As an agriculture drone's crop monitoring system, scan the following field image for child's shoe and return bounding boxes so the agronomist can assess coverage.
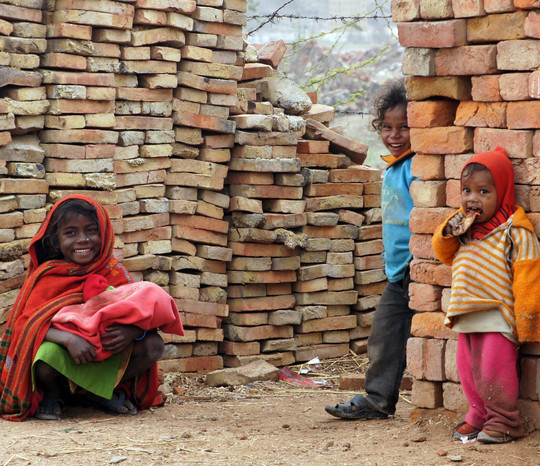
[452,421,481,440]
[477,430,514,444]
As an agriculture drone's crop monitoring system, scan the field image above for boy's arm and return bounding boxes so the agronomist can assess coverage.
[432,216,460,266]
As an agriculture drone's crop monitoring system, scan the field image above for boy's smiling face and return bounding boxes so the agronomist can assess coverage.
[58,213,101,265]
[381,105,411,157]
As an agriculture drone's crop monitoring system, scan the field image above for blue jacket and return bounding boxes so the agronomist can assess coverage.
[381,152,415,282]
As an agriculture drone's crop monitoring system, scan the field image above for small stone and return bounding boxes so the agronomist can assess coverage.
[448,455,463,462]
[412,435,427,443]
[437,450,448,456]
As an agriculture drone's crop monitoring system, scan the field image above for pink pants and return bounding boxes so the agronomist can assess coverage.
[456,332,524,437]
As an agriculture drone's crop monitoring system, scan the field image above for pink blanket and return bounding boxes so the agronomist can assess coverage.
[52,281,184,360]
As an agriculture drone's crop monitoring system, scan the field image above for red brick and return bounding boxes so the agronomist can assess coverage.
[339,374,366,391]
[411,312,455,339]
[406,76,472,100]
[397,20,466,48]
[295,343,349,362]
[443,382,469,413]
[530,69,540,98]
[455,101,507,128]
[411,154,445,180]
[256,40,287,69]
[467,11,527,42]
[499,72,530,100]
[0,3,42,22]
[444,339,460,381]
[158,355,223,373]
[424,338,446,381]
[223,324,293,342]
[328,167,381,183]
[409,207,453,234]
[229,242,297,257]
[219,340,260,356]
[295,315,357,333]
[525,11,540,38]
[444,153,474,178]
[411,258,452,287]
[515,0,540,8]
[173,225,227,246]
[228,270,297,284]
[407,100,458,128]
[180,312,221,328]
[302,225,359,240]
[228,295,295,312]
[409,283,443,312]
[47,23,92,39]
[226,172,273,185]
[407,337,425,380]
[474,128,533,158]
[176,111,235,134]
[412,380,443,408]
[410,180,447,207]
[471,75,502,101]
[41,53,87,70]
[410,234,437,260]
[391,0,421,22]
[446,179,461,208]
[241,63,273,80]
[171,214,228,234]
[297,139,330,153]
[410,127,473,155]
[435,45,497,76]
[177,300,228,317]
[453,0,485,17]
[497,40,540,70]
[507,101,540,129]
[484,0,516,13]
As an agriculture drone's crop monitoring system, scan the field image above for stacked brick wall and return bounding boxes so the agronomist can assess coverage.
[393,0,540,426]
[0,1,384,374]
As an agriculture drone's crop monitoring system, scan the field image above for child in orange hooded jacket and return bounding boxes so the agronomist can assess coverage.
[432,147,540,443]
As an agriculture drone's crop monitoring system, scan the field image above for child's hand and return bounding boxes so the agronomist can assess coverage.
[444,212,465,236]
[66,335,97,365]
[101,324,142,354]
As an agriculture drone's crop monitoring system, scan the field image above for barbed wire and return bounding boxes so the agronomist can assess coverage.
[248,14,392,21]
[248,0,297,35]
[335,110,371,116]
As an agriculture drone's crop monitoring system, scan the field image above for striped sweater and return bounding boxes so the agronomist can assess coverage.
[432,206,540,344]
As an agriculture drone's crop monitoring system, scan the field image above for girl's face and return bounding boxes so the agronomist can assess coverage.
[461,169,498,224]
[380,105,411,157]
[58,213,101,265]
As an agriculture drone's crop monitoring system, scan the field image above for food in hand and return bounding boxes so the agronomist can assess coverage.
[454,212,479,236]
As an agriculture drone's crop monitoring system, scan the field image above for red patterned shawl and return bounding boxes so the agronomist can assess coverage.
[0,195,160,421]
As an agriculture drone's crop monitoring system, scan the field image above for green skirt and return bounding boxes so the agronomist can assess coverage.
[33,341,124,399]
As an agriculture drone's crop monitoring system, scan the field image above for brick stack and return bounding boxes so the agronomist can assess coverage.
[293,113,379,362]
[394,0,540,425]
[221,62,305,368]
[0,2,47,327]
[160,0,246,373]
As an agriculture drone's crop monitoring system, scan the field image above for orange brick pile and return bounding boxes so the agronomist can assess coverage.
[0,1,384,377]
[393,0,540,424]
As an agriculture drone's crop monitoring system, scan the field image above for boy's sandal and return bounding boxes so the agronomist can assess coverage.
[88,390,137,416]
[35,398,64,421]
[452,421,481,440]
[324,394,388,420]
[477,430,515,444]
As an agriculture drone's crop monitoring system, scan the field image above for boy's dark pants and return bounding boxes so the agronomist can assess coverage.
[364,279,414,415]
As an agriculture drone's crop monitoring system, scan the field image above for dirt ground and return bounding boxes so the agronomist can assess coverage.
[1,365,540,466]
